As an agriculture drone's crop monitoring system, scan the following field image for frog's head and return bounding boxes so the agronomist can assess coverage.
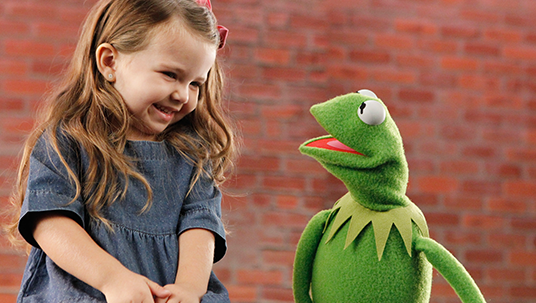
[300,90,409,210]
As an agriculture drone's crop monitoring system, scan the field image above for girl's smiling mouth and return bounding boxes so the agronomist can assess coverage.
[153,103,178,121]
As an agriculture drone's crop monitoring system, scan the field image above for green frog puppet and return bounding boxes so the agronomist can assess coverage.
[293,90,486,302]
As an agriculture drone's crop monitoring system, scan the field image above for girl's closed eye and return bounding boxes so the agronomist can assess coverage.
[161,71,177,80]
[190,81,203,88]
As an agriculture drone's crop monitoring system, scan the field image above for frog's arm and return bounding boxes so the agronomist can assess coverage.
[293,210,330,303]
[415,236,486,303]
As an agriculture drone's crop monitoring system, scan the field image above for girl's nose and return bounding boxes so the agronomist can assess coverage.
[171,85,189,104]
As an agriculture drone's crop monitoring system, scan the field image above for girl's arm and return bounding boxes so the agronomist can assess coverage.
[159,228,215,303]
[33,212,171,303]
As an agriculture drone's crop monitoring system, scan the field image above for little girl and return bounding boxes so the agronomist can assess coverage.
[7,0,235,302]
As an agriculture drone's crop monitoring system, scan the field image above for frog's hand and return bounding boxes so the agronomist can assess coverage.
[293,210,330,303]
[415,236,486,303]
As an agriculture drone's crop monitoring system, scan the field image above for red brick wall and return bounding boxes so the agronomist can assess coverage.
[1,0,535,302]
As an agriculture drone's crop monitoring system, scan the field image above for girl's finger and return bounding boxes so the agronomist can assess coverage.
[147,279,172,299]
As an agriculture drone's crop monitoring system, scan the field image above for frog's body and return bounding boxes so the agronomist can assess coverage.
[293,91,486,303]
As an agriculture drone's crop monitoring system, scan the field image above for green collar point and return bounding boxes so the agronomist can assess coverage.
[324,193,429,261]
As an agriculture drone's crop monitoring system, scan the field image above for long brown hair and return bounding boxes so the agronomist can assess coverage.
[7,0,236,243]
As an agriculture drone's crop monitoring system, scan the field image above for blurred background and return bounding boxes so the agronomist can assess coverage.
[1,0,535,302]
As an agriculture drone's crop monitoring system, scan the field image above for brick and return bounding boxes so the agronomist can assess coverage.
[237,118,261,136]
[262,67,307,82]
[487,268,526,282]
[462,145,497,158]
[237,269,283,285]
[227,285,257,302]
[0,98,25,112]
[440,26,480,39]
[463,214,506,230]
[459,74,500,91]
[444,196,483,210]
[483,61,522,75]
[0,273,22,288]
[439,160,479,175]
[510,286,536,298]
[395,19,437,35]
[266,12,289,28]
[461,180,502,196]
[507,148,536,163]
[226,173,258,189]
[484,28,522,43]
[0,294,16,303]
[6,3,57,19]
[254,48,291,65]
[327,65,368,81]
[263,30,308,48]
[370,69,416,84]
[0,254,26,271]
[375,34,414,50]
[440,124,476,141]
[444,231,483,246]
[35,22,80,41]
[488,198,528,213]
[286,158,326,175]
[262,286,294,301]
[511,217,536,230]
[396,55,434,68]
[276,195,299,210]
[230,26,259,44]
[398,89,435,103]
[460,9,501,23]
[349,50,391,64]
[504,181,536,196]
[238,156,280,172]
[237,83,282,100]
[416,176,458,193]
[262,250,295,266]
[3,79,49,95]
[265,120,282,137]
[465,249,503,264]
[509,251,536,266]
[290,14,327,31]
[0,20,30,36]
[485,163,522,179]
[261,211,309,227]
[441,57,479,71]
[425,212,460,226]
[504,46,536,60]
[4,40,57,58]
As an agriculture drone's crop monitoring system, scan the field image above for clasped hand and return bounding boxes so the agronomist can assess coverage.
[103,272,201,303]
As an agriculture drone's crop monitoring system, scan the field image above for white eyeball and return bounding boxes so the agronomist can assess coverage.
[358,100,386,126]
[357,89,378,99]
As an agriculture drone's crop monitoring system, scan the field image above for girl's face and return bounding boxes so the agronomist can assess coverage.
[112,25,216,141]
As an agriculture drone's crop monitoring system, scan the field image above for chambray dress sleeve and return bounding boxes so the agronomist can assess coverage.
[177,171,227,263]
[18,131,85,248]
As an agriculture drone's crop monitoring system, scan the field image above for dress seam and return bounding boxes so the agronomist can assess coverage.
[100,221,177,236]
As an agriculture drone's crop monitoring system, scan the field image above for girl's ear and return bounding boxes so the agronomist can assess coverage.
[95,43,118,82]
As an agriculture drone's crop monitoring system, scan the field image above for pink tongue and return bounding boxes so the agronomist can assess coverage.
[327,140,355,152]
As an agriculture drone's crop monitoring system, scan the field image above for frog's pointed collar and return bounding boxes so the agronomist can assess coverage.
[324,193,429,261]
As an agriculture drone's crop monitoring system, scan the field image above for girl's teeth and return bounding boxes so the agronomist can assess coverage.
[155,104,171,114]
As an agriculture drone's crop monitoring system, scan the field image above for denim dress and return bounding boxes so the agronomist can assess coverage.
[17,131,230,302]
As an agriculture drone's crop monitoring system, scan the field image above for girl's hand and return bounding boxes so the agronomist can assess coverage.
[102,271,171,303]
[154,283,201,303]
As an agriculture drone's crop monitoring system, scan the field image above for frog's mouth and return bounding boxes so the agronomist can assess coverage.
[305,137,365,156]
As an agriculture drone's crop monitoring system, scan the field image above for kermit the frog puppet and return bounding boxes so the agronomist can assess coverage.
[293,90,486,302]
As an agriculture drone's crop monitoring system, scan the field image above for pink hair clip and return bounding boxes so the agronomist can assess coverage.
[195,0,229,49]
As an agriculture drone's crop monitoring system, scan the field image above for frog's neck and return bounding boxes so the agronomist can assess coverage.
[326,159,410,211]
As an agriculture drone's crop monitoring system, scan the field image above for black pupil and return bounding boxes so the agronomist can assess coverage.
[360,102,367,115]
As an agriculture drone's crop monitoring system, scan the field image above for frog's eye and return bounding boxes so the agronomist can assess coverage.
[358,100,386,126]
[357,89,378,99]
